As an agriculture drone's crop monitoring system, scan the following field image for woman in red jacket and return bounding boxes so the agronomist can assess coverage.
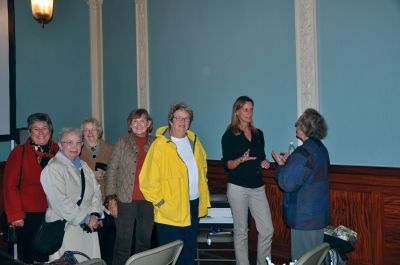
[3,113,59,264]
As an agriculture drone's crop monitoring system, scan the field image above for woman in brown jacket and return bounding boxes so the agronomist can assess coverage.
[105,109,155,265]
[80,118,113,264]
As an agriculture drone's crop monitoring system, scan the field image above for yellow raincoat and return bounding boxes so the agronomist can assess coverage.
[139,126,210,226]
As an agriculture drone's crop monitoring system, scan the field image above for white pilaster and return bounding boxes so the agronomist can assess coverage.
[295,0,319,115]
[87,0,104,127]
[135,0,150,110]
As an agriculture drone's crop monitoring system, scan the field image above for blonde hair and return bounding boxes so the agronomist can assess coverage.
[226,96,257,135]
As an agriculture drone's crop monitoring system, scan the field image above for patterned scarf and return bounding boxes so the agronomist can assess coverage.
[30,139,57,168]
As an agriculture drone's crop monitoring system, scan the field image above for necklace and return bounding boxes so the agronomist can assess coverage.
[87,142,99,159]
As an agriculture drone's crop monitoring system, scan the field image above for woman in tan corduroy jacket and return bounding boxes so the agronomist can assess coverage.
[105,109,155,265]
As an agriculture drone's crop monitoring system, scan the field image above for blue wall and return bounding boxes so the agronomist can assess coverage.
[15,0,91,130]
[0,0,91,161]
[1,0,399,167]
[318,0,400,166]
[0,142,10,161]
[103,0,138,144]
[147,0,400,166]
[148,0,297,161]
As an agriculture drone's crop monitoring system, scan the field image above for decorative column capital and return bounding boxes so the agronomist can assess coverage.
[87,0,103,10]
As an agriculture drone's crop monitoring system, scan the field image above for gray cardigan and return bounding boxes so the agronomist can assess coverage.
[105,133,154,203]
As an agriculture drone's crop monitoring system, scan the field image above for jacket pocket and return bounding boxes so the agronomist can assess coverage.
[158,176,184,222]
[157,199,181,223]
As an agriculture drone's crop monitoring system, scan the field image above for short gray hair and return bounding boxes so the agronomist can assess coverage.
[58,128,82,143]
[168,103,193,125]
[80,117,103,138]
[296,108,328,140]
[27,113,53,133]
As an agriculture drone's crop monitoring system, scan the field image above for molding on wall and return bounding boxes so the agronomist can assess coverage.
[295,0,319,115]
[135,0,150,111]
[87,0,105,130]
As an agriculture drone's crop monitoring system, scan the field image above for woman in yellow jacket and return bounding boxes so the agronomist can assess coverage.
[139,103,210,265]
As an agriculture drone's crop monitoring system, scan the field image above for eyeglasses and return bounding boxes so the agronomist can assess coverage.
[62,141,83,147]
[173,116,190,122]
[83,128,97,134]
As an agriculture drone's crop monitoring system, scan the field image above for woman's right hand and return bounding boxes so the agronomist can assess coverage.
[228,148,256,169]
[94,169,106,180]
[86,215,99,231]
[272,150,288,166]
[239,149,256,163]
[11,219,24,227]
[108,199,118,218]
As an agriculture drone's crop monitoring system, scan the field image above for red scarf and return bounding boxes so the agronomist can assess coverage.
[30,139,58,167]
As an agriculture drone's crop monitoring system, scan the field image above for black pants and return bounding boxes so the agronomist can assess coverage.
[98,215,116,265]
[112,200,154,265]
[17,212,48,263]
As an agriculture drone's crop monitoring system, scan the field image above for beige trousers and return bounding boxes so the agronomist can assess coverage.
[227,183,274,265]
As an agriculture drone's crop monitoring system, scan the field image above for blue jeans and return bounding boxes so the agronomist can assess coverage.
[156,199,199,265]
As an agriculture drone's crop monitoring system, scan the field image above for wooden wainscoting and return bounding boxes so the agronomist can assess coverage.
[207,160,400,265]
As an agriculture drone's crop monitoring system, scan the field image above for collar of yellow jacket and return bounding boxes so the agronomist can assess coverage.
[155,126,196,141]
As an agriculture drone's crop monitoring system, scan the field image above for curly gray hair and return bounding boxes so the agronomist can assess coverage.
[296,108,328,140]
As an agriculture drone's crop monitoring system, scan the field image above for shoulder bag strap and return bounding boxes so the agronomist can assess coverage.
[76,168,86,206]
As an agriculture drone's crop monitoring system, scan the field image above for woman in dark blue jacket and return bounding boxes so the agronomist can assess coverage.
[272,108,330,260]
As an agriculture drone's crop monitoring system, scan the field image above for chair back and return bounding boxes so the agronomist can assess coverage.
[125,240,184,265]
[77,258,107,265]
[295,242,330,265]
